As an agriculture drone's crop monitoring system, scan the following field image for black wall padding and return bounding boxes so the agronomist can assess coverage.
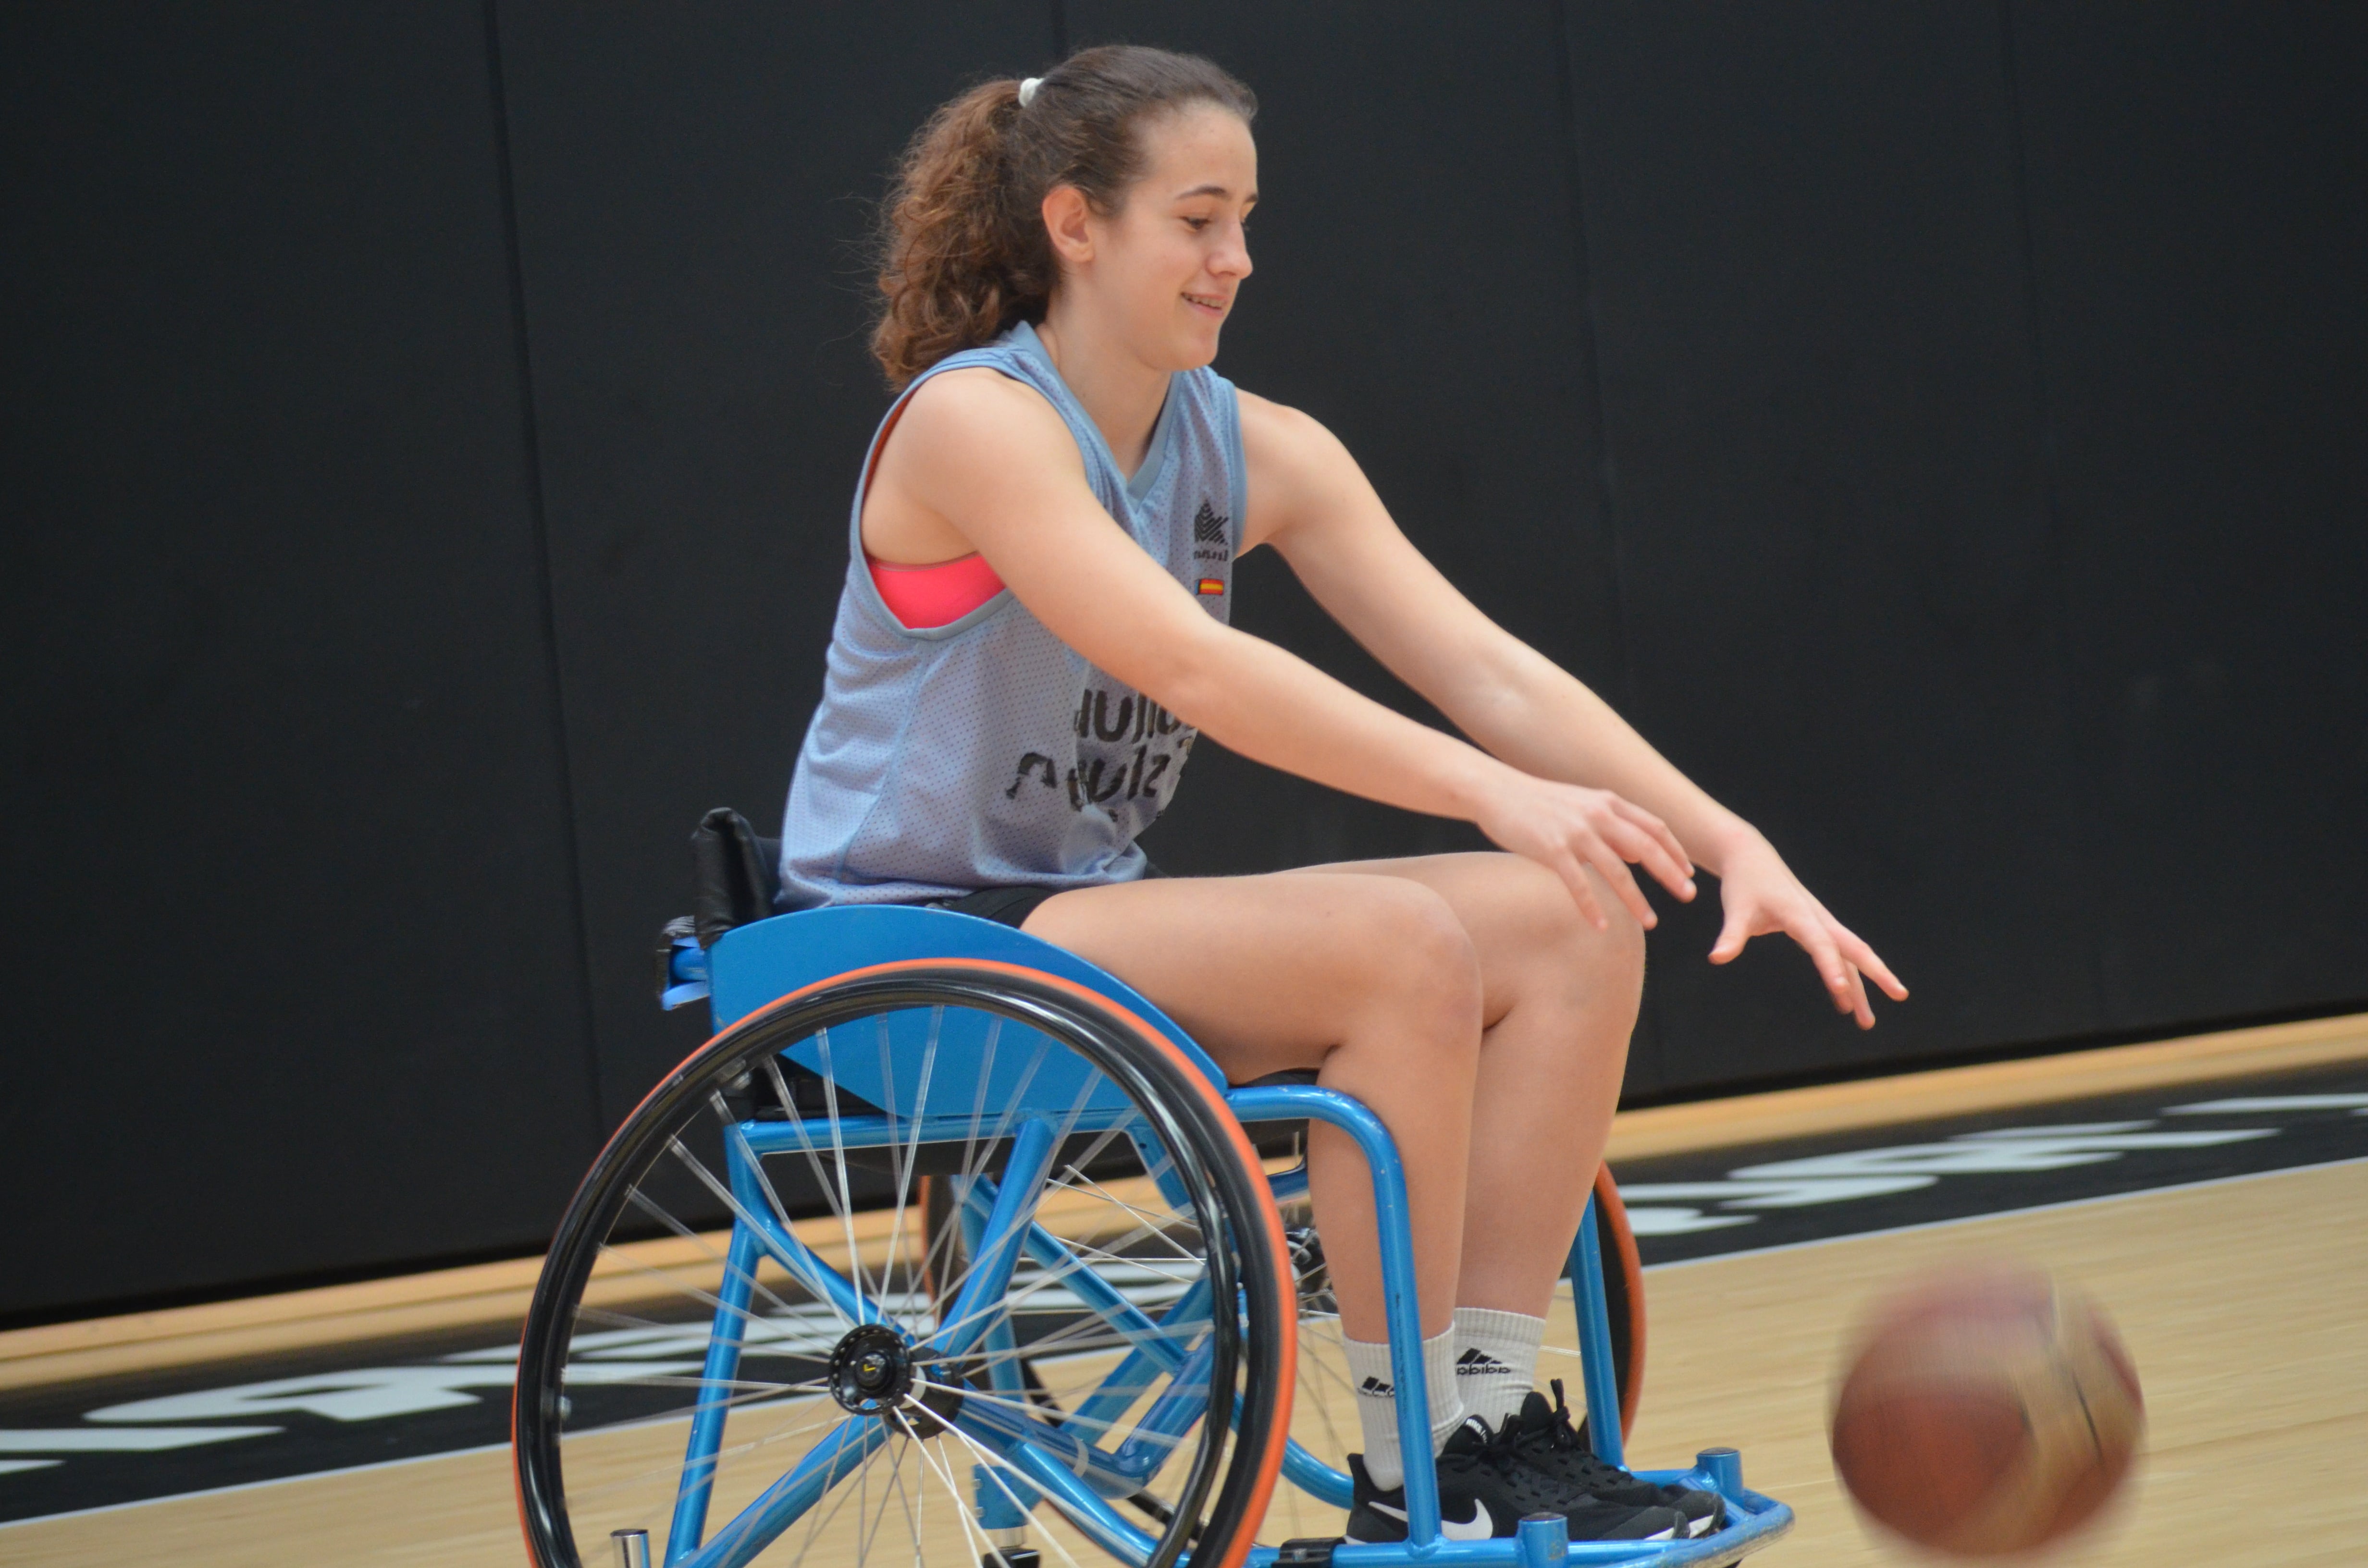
[0,6,601,1318]
[2,3,2360,1318]
[2009,3,2368,1031]
[1556,1,2101,1091]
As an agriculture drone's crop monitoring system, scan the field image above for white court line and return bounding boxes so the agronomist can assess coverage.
[6,1152,2365,1534]
[0,1434,518,1532]
[0,1392,837,1534]
[1636,1152,2368,1274]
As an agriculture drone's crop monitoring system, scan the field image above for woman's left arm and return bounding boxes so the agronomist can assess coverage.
[1241,393,1907,1026]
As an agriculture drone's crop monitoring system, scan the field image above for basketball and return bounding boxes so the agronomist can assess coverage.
[1828,1262,2144,1556]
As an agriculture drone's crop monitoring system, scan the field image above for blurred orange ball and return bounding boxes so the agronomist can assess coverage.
[1828,1261,2143,1556]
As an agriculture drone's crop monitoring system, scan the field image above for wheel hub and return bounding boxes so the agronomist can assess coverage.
[828,1323,915,1414]
[827,1323,968,1433]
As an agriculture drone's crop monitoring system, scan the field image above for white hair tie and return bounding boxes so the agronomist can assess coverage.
[1018,76,1043,108]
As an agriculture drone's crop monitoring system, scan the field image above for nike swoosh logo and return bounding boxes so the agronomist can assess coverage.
[1367,1501,1495,1541]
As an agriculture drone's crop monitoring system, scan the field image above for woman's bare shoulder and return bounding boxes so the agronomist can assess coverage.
[1236,389,1360,547]
[1236,387,1321,439]
[866,366,1088,559]
[892,365,1073,458]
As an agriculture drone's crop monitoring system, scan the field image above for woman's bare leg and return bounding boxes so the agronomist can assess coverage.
[1307,853,1645,1318]
[1023,872,1483,1341]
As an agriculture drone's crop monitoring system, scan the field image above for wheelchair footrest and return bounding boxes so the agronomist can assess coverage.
[1274,1538,1343,1568]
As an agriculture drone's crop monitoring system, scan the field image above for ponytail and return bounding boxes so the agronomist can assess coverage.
[870,45,1256,389]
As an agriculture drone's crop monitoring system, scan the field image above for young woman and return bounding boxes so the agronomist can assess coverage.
[780,45,1905,1545]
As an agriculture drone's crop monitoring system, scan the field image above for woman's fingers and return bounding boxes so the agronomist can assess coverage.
[1693,844,1904,1026]
[1840,960,1874,1028]
[1608,798,1696,886]
[1579,837,1658,928]
[1795,918,1859,1014]
[1599,815,1694,904]
[1714,914,1752,966]
[1549,850,1608,930]
[1835,924,1910,1001]
[1708,904,1751,964]
[1795,915,1881,1026]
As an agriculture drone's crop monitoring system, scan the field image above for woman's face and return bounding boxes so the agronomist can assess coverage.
[1050,103,1258,371]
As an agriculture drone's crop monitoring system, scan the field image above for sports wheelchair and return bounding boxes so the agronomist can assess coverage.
[511,814,1792,1568]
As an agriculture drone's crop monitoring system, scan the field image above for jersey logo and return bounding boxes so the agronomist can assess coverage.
[1196,577,1225,597]
[1192,499,1230,544]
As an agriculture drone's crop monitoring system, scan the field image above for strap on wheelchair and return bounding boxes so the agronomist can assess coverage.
[691,807,783,945]
[654,807,785,1007]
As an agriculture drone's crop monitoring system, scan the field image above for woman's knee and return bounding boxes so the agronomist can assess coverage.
[1588,876,1648,988]
[1347,881,1484,1053]
[1503,856,1646,1001]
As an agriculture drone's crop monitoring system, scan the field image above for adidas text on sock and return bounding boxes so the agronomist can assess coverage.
[1452,1306,1545,1432]
[1345,1326,1465,1491]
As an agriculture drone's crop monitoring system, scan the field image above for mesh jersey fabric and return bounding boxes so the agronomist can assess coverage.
[777,320,1246,909]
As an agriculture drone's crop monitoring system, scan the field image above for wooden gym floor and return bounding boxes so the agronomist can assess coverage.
[4,1013,2364,1566]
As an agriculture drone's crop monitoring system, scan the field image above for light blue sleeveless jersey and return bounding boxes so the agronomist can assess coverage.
[777,321,1246,909]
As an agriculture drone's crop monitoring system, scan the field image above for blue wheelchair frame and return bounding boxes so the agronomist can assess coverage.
[653,905,1792,1568]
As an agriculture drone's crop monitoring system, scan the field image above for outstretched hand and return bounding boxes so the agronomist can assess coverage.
[1707,831,1908,1028]
[1472,773,1700,931]
[1472,769,1906,1027]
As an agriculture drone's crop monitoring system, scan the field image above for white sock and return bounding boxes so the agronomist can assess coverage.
[1344,1324,1465,1491]
[1452,1306,1545,1433]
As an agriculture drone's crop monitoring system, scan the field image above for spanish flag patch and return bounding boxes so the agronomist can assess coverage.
[1196,577,1225,597]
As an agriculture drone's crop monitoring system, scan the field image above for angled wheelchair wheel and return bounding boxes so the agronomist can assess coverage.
[1257,1163,1645,1542]
[514,960,1295,1568]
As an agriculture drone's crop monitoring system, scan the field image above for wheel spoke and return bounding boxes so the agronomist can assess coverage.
[810,1027,872,1321]
[882,1429,923,1568]
[663,1135,874,1328]
[930,1409,1116,1568]
[901,1412,1028,1568]
[612,1188,799,1321]
[875,1009,941,1339]
[937,1383,1133,1443]
[561,1402,838,1506]
[922,1183,1196,1339]
[1045,1167,1203,1253]
[781,1426,890,1568]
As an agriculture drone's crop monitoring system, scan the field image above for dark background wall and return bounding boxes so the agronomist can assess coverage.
[4,2,2361,1321]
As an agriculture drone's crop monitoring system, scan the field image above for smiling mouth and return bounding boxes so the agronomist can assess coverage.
[1184,292,1228,316]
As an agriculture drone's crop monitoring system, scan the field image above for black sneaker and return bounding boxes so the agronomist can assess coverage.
[1503,1381,1726,1539]
[1345,1419,1685,1544]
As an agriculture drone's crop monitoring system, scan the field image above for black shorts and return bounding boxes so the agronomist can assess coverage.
[932,885,1060,929]
[931,862,1164,930]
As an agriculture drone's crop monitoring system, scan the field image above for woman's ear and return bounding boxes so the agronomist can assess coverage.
[1041,185,1095,268]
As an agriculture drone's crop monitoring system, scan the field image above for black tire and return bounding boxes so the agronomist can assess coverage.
[513,963,1295,1568]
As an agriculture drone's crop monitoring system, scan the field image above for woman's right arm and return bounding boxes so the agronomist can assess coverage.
[871,370,1695,926]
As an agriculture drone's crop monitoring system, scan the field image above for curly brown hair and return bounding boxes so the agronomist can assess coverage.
[870,45,1256,389]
